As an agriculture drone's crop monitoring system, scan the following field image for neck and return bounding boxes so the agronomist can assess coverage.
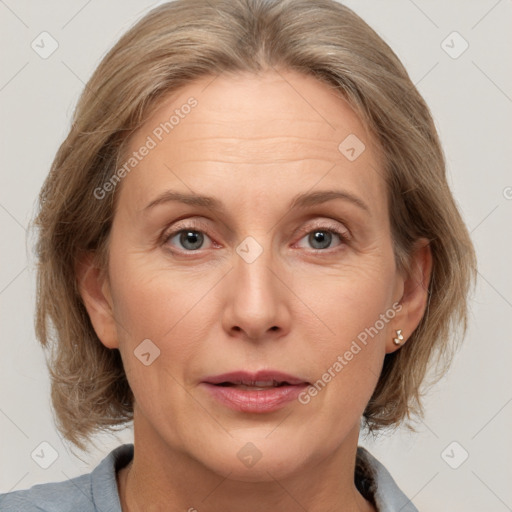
[117,411,375,512]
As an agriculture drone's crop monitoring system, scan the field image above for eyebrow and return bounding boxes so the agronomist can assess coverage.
[143,189,370,214]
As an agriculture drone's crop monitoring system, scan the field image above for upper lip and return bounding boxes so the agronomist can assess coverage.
[202,370,309,386]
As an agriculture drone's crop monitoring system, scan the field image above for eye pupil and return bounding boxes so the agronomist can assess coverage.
[310,230,332,250]
[169,226,342,253]
[180,230,203,250]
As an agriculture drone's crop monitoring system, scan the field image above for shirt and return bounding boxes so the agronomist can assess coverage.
[0,444,418,511]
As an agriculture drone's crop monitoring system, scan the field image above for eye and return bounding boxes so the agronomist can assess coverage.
[162,221,215,252]
[166,229,212,251]
[161,220,349,254]
[296,226,349,251]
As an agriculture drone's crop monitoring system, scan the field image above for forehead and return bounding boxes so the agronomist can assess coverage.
[118,69,386,214]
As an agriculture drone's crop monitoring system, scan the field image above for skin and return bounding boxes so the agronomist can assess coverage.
[78,69,432,512]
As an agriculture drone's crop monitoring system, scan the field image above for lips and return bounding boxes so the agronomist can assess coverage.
[201,370,310,413]
[202,370,309,387]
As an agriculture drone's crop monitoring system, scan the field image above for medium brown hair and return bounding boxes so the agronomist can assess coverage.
[33,0,476,450]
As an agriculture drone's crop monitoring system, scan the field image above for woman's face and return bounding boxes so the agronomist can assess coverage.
[91,70,411,480]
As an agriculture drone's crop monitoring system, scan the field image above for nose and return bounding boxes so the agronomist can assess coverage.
[221,238,291,342]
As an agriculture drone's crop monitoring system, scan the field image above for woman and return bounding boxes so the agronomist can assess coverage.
[0,0,476,510]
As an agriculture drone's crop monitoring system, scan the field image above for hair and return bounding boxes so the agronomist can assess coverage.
[33,0,476,452]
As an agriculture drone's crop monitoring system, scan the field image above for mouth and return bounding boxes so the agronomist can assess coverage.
[203,370,309,387]
[215,380,296,390]
[201,370,310,413]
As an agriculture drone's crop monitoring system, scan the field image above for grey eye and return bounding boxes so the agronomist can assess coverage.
[170,230,207,250]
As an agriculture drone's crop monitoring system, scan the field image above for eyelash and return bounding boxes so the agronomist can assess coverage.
[161,219,350,255]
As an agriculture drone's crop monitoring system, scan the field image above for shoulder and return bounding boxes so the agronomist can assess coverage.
[0,443,133,512]
[357,446,419,512]
[0,473,92,512]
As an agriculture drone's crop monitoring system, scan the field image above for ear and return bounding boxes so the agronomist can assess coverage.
[75,251,119,349]
[386,238,432,354]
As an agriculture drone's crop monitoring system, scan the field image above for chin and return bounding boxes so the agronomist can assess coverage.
[195,438,313,482]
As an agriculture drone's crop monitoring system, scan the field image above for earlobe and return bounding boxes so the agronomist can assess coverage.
[392,329,404,347]
[386,239,432,354]
[75,252,119,349]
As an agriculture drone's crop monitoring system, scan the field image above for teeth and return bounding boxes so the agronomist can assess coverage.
[232,380,284,388]
[215,379,294,388]
[254,380,278,387]
[236,384,276,390]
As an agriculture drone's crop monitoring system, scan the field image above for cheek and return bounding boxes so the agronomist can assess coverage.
[109,247,202,338]
[107,247,224,386]
[298,256,396,338]
[107,254,212,424]
[296,253,396,399]
[297,276,391,438]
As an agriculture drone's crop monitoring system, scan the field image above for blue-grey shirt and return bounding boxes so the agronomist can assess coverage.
[0,444,418,511]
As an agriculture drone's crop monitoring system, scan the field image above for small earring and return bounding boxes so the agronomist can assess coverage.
[393,329,404,346]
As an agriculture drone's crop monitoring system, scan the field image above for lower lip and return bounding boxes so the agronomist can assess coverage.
[201,383,308,413]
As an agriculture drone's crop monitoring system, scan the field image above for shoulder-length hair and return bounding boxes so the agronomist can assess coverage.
[33,0,476,450]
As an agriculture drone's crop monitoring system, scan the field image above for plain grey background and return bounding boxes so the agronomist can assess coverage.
[1,0,511,510]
